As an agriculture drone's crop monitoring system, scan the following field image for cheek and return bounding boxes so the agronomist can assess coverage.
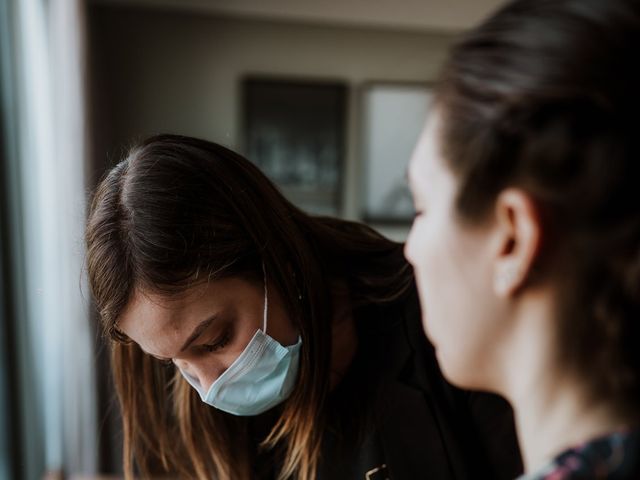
[407,217,502,389]
[407,216,458,340]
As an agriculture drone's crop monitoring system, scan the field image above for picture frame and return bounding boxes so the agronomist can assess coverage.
[360,82,433,224]
[242,77,347,216]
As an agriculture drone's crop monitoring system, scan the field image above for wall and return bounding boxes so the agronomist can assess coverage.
[89,5,457,237]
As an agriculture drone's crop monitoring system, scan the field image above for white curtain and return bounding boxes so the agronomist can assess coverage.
[9,0,98,477]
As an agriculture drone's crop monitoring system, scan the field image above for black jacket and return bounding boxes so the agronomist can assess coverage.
[317,290,523,479]
[251,290,523,479]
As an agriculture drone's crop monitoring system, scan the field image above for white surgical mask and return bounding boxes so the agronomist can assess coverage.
[179,266,302,416]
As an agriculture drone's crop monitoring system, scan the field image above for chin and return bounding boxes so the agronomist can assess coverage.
[435,348,487,390]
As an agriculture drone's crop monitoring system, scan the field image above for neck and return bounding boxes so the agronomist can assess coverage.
[501,295,627,474]
[511,373,625,473]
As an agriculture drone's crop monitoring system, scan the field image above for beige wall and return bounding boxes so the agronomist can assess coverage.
[93,0,506,31]
[89,6,457,237]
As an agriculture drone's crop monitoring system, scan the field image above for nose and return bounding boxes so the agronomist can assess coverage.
[176,359,225,392]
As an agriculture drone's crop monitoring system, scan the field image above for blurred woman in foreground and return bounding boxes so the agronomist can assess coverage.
[406,0,640,478]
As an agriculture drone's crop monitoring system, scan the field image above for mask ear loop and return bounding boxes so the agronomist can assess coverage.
[262,262,268,334]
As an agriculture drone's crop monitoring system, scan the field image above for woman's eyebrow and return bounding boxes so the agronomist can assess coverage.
[179,315,219,353]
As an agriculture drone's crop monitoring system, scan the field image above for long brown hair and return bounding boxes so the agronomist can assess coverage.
[435,0,640,414]
[85,135,413,479]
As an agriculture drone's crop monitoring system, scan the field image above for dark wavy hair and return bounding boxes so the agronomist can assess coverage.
[436,0,640,414]
[85,135,413,480]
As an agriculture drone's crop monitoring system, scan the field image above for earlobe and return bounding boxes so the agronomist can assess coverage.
[492,189,542,297]
[495,265,522,296]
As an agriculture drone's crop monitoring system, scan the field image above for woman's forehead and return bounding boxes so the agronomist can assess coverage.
[117,277,259,336]
[116,289,186,342]
[115,284,220,358]
[410,112,447,187]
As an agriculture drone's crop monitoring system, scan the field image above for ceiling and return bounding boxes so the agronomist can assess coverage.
[92,0,508,32]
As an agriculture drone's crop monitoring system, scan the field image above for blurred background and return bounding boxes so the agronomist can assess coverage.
[0,0,505,478]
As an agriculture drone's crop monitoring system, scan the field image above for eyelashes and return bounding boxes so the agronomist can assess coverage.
[200,326,233,354]
[152,324,235,368]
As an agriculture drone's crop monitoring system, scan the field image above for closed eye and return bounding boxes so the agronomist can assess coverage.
[199,326,233,354]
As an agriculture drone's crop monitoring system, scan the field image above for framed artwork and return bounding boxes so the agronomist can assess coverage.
[360,82,433,224]
[243,77,347,216]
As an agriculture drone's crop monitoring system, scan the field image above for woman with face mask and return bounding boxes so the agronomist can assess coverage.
[85,136,521,479]
[405,0,640,478]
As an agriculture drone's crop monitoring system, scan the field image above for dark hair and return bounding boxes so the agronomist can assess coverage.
[436,0,640,412]
[85,135,412,480]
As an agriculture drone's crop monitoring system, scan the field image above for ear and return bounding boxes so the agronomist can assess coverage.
[492,189,542,297]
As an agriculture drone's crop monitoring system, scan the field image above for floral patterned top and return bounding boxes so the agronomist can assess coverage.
[518,428,640,480]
